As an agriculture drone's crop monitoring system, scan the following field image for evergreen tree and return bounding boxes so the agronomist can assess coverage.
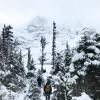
[1,25,25,92]
[27,48,35,71]
[2,25,14,64]
[26,48,35,78]
[71,29,100,99]
[39,36,47,72]
[52,52,64,75]
[51,52,68,100]
[52,21,57,74]
[27,48,31,69]
[27,75,41,100]
[89,33,100,99]
[64,42,72,71]
[12,50,25,76]
[0,36,4,71]
[26,49,41,100]
[51,43,73,100]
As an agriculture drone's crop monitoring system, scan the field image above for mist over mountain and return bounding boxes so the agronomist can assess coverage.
[10,16,82,64]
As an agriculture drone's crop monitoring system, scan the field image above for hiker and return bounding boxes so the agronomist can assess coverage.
[44,79,52,100]
[37,75,43,88]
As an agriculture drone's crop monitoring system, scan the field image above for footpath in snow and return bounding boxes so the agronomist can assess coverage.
[16,64,52,100]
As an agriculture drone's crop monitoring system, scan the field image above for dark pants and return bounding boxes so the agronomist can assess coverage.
[38,82,42,88]
[45,93,50,100]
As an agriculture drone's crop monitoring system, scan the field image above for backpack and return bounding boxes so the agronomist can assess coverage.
[44,84,51,93]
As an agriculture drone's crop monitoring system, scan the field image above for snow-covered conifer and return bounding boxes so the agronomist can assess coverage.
[52,21,57,72]
[27,48,35,71]
[71,29,100,98]
[39,36,47,72]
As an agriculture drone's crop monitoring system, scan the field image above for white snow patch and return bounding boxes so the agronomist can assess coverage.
[91,60,100,66]
[72,52,85,62]
[87,53,94,58]
[88,46,100,54]
[69,63,75,72]
[72,92,92,100]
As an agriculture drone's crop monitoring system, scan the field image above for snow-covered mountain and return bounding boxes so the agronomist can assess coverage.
[13,16,83,64]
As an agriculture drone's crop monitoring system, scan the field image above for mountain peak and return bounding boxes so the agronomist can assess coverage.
[27,16,50,33]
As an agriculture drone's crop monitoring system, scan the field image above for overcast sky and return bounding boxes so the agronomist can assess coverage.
[0,0,100,30]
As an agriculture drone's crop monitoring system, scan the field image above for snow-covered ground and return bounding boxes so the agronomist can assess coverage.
[15,64,52,100]
[72,92,92,100]
[15,64,92,100]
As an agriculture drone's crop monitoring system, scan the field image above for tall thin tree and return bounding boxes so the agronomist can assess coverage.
[27,48,35,71]
[39,36,47,72]
[52,21,56,71]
